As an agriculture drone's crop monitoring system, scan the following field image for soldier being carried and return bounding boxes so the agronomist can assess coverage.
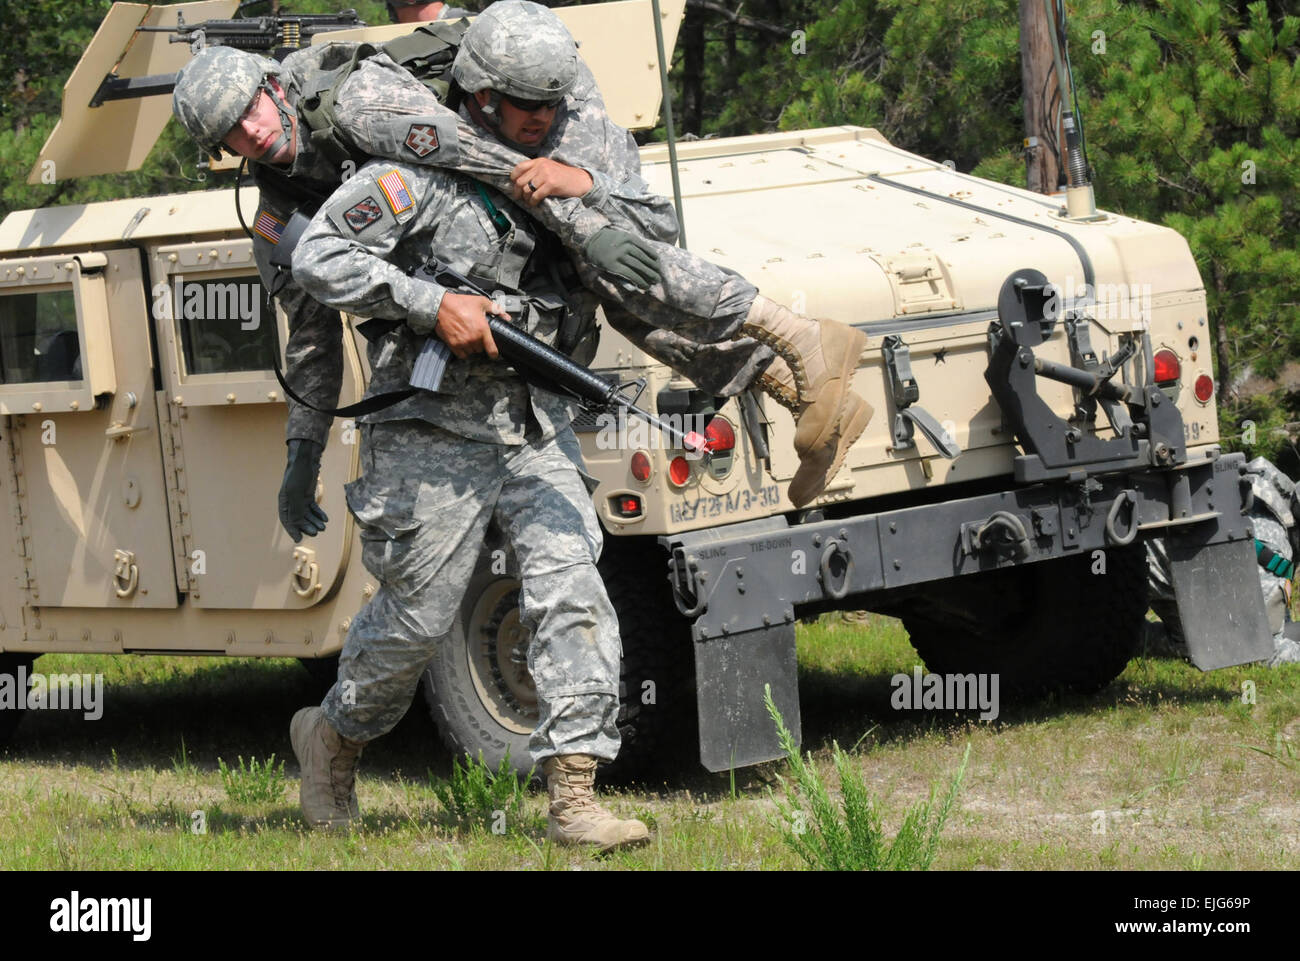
[169,0,874,528]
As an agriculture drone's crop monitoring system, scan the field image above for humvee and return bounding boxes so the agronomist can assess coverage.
[0,0,1272,774]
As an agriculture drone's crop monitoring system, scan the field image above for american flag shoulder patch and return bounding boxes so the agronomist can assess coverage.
[253,209,285,244]
[377,169,413,216]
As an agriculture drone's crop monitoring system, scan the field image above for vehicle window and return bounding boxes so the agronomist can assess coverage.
[173,275,278,375]
[0,289,82,384]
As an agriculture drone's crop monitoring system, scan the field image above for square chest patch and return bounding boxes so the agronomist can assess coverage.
[343,197,384,233]
[404,123,440,158]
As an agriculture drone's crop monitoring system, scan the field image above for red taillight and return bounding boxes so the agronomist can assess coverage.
[1154,348,1181,384]
[1194,374,1214,404]
[630,450,652,482]
[668,456,691,486]
[608,494,644,519]
[704,417,735,453]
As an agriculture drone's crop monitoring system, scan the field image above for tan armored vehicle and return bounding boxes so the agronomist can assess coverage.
[0,0,1271,772]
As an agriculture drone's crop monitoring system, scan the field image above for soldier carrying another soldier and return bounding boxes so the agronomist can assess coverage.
[171,1,873,523]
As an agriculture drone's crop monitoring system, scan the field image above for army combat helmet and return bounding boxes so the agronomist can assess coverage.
[172,46,294,161]
[451,0,578,122]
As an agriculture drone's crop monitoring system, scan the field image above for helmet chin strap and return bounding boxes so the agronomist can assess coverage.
[258,80,297,163]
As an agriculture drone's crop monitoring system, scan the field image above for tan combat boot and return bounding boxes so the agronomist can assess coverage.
[749,302,874,507]
[290,706,364,830]
[543,755,650,853]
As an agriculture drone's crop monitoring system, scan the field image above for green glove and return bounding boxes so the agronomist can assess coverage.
[583,227,662,290]
[279,438,328,543]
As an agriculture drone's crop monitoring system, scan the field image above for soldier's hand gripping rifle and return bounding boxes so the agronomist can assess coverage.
[411,262,711,456]
[275,259,711,457]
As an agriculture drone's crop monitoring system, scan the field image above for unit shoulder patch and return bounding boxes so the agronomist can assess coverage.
[404,122,441,158]
[343,197,385,233]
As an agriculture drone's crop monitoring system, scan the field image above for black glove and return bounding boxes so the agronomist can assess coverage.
[278,438,328,542]
[583,227,662,290]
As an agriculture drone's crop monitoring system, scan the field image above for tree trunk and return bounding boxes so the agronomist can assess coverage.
[1019,0,1060,194]
[682,8,705,134]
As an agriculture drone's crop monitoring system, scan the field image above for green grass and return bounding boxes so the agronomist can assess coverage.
[429,752,534,834]
[217,755,287,805]
[1,616,1299,869]
[765,684,969,870]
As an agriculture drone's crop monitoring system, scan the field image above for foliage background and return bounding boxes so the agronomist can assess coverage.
[1,0,1296,462]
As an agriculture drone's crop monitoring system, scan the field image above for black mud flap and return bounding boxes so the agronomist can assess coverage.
[694,622,800,772]
[1168,536,1274,670]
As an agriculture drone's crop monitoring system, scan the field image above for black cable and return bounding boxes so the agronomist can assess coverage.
[234,156,257,245]
[1039,69,1064,175]
[1056,0,1092,177]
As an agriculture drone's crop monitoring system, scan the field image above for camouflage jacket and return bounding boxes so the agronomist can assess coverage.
[261,43,675,447]
[291,157,598,445]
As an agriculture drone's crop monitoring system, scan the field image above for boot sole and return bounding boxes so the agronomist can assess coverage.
[548,827,652,855]
[789,392,873,508]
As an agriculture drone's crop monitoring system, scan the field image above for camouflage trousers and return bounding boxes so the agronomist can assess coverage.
[321,420,623,761]
[578,246,774,397]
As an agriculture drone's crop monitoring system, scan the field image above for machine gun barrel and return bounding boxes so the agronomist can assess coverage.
[135,10,364,53]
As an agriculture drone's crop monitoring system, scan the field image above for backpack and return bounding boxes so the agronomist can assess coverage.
[297,20,470,170]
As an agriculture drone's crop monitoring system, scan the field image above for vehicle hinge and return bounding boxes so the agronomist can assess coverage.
[2,415,38,605]
[156,392,194,592]
[881,334,961,459]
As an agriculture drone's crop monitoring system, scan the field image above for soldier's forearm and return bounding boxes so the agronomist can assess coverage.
[443,114,612,248]
[293,233,446,336]
[583,171,680,246]
[276,288,344,448]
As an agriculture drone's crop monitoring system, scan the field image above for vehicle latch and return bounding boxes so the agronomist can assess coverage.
[882,334,962,459]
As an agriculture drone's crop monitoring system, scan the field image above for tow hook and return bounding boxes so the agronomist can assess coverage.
[668,547,708,617]
[818,539,854,600]
[962,510,1031,560]
[1104,490,1139,546]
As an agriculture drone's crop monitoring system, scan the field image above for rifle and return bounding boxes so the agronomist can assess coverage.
[277,261,711,456]
[137,3,364,55]
[91,5,366,105]
[408,262,711,455]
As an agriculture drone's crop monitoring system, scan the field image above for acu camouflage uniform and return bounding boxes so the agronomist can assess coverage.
[329,48,771,395]
[291,156,622,760]
[253,35,771,455]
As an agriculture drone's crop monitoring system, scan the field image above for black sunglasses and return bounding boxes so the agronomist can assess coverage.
[502,92,564,112]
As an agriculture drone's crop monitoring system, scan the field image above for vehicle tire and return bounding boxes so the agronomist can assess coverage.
[421,537,695,779]
[422,548,536,778]
[599,538,696,778]
[0,653,35,744]
[899,544,1147,699]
